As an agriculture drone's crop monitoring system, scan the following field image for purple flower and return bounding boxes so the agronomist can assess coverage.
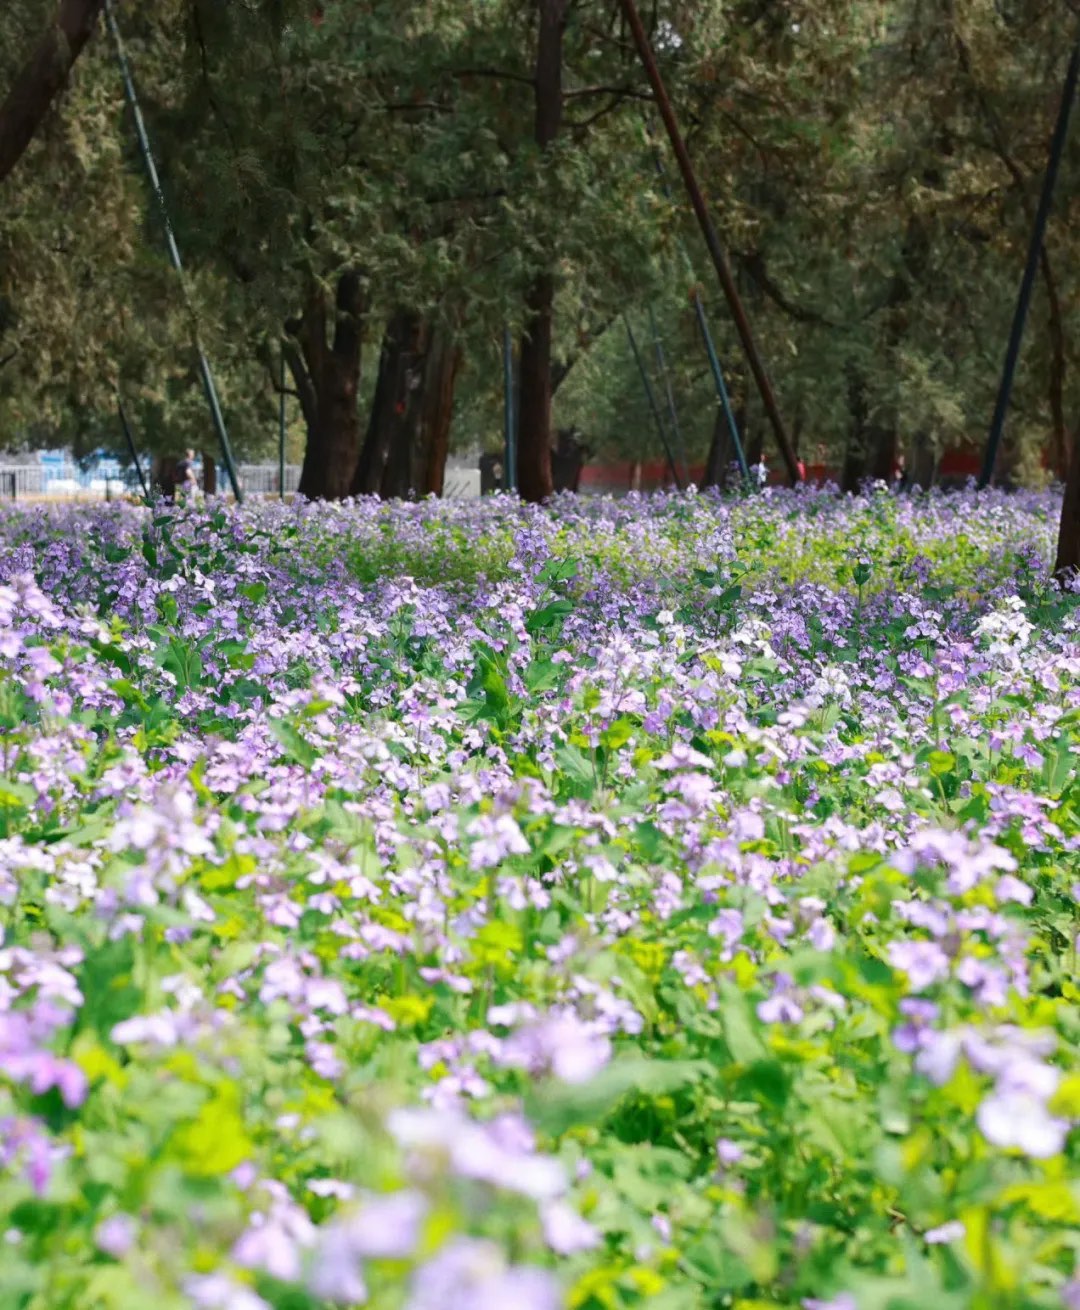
[498,1012,611,1084]
[914,1031,961,1085]
[95,1213,137,1258]
[886,940,949,992]
[345,1190,427,1259]
[995,874,1033,906]
[308,1222,370,1305]
[184,1273,271,1310]
[406,1239,560,1310]
[388,1108,566,1201]
[466,814,530,869]
[541,1200,600,1254]
[716,1138,744,1166]
[758,994,804,1024]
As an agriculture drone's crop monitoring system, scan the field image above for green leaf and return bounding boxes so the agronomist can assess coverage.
[716,983,768,1064]
[524,659,560,693]
[268,717,317,767]
[171,1087,255,1175]
[525,598,572,636]
[526,1056,709,1137]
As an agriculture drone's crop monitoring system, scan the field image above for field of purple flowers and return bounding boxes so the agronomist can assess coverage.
[0,485,1077,1310]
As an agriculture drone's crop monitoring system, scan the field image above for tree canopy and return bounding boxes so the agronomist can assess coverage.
[2,0,1079,496]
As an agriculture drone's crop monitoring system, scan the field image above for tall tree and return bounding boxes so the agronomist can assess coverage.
[516,0,568,503]
[287,271,366,501]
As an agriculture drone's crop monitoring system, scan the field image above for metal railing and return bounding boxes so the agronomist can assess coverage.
[0,462,486,501]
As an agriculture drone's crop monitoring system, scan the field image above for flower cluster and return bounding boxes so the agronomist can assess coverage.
[0,486,1075,1309]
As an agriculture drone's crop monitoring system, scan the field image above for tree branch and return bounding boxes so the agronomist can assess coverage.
[552,316,613,393]
[450,67,535,88]
[281,336,318,431]
[563,83,651,99]
[737,251,844,328]
[0,0,107,185]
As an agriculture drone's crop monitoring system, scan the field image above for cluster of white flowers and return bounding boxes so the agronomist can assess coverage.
[731,618,776,659]
[806,663,852,708]
[975,595,1034,661]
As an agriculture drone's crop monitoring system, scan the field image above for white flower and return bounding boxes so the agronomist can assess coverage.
[976,1091,1068,1158]
[924,1220,965,1245]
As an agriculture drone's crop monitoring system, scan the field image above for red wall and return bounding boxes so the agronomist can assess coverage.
[577,445,987,491]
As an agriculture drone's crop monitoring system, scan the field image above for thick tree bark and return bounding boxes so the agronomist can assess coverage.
[1054,428,1080,580]
[0,0,105,186]
[288,272,365,501]
[702,406,732,489]
[377,324,462,499]
[868,426,898,483]
[517,0,568,504]
[1040,250,1069,480]
[352,310,425,498]
[910,433,936,489]
[842,364,869,492]
[552,428,587,492]
[411,332,461,497]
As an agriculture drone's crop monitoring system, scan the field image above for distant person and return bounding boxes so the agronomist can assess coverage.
[173,449,198,500]
[754,457,768,489]
[797,458,807,482]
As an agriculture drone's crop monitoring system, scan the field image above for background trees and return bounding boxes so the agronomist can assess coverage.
[2,0,1080,498]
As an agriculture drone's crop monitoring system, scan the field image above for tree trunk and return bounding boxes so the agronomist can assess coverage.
[1054,428,1080,580]
[910,433,936,489]
[552,428,586,492]
[517,0,568,504]
[153,455,178,500]
[842,365,867,493]
[868,427,898,483]
[411,331,461,497]
[746,426,764,470]
[1040,250,1069,480]
[352,310,425,498]
[288,272,365,501]
[378,325,462,499]
[702,406,732,489]
[202,450,217,495]
[0,0,105,186]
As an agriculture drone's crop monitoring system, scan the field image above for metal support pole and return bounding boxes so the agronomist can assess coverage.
[980,34,1080,488]
[502,325,517,493]
[645,126,752,491]
[618,0,799,483]
[692,292,753,490]
[624,315,682,489]
[105,0,243,504]
[647,305,688,485]
[116,394,150,499]
[279,348,287,500]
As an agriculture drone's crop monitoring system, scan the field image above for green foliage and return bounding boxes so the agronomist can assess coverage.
[2,0,1080,476]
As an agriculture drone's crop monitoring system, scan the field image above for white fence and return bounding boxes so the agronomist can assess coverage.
[0,461,481,501]
[0,465,137,499]
[233,464,480,500]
